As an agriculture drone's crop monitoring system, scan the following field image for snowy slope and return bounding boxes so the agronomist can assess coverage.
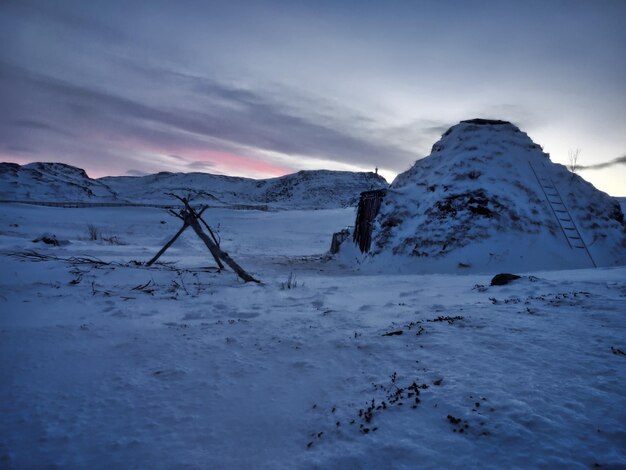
[0,203,625,468]
[0,162,118,202]
[0,162,387,209]
[102,169,387,209]
[358,119,626,273]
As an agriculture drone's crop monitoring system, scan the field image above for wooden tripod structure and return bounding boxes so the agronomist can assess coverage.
[147,194,259,283]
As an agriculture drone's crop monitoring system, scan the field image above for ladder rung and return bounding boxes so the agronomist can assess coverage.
[532,163,593,261]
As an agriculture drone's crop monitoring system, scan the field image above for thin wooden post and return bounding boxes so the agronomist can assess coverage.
[198,215,221,247]
[146,222,189,266]
[184,210,258,282]
[182,210,225,270]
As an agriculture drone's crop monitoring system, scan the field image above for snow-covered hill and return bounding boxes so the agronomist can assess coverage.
[0,162,387,210]
[0,162,118,202]
[101,169,387,209]
[354,119,625,272]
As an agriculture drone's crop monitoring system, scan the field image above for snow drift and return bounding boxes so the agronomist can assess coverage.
[357,119,625,272]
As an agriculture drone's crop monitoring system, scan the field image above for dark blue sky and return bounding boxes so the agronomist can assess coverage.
[1,0,625,194]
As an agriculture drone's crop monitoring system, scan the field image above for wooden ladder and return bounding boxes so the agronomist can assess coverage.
[529,161,596,267]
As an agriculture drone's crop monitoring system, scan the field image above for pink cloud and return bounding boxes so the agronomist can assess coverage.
[1,127,295,179]
[85,131,293,178]
[179,148,291,178]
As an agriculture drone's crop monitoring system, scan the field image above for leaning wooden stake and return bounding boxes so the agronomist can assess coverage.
[149,193,259,283]
[198,215,221,247]
[183,210,257,282]
[146,222,189,266]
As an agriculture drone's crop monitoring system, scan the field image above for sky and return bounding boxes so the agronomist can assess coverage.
[0,0,625,196]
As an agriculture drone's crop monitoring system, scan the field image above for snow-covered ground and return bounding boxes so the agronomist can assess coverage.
[1,203,625,469]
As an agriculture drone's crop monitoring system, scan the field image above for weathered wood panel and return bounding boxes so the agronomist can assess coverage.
[353,189,386,253]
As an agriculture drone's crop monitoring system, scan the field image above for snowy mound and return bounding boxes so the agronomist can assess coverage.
[363,119,625,272]
[102,169,387,209]
[0,162,387,209]
[0,162,118,202]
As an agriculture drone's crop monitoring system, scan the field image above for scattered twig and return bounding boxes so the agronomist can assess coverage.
[132,279,156,295]
[611,347,626,357]
[427,315,464,324]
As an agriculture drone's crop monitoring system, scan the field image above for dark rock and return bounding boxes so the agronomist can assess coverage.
[490,273,521,286]
[32,233,70,246]
[32,235,59,246]
[610,201,624,224]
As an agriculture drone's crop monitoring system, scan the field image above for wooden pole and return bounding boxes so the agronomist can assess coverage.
[184,211,258,282]
[198,215,221,247]
[146,207,210,267]
[146,222,190,266]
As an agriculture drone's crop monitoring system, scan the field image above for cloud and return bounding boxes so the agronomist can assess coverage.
[0,60,419,177]
[10,119,74,137]
[579,155,626,171]
[130,64,420,168]
[6,145,34,154]
[185,160,216,171]
[125,169,149,176]
[0,0,127,45]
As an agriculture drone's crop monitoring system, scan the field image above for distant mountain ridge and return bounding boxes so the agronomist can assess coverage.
[0,162,388,209]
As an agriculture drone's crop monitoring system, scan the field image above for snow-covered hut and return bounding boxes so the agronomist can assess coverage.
[356,119,625,273]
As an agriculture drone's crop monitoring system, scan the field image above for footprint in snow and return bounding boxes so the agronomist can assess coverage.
[230,311,260,319]
[151,368,187,380]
